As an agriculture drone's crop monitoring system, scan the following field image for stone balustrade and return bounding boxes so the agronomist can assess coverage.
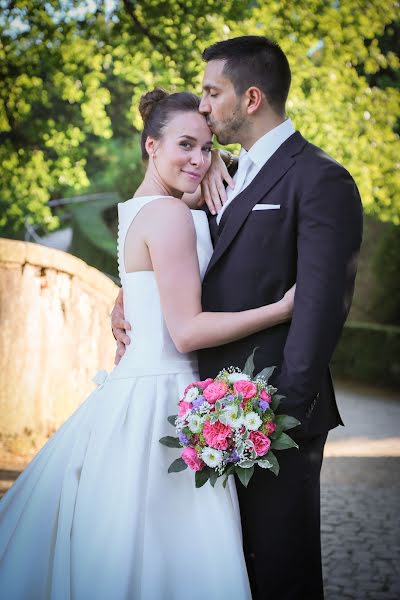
[0,238,119,453]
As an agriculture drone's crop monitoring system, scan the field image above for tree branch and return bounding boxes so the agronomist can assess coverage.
[121,0,174,57]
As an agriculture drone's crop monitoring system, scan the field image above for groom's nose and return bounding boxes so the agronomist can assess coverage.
[199,95,211,115]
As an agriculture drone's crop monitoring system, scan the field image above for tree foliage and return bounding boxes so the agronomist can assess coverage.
[0,0,399,236]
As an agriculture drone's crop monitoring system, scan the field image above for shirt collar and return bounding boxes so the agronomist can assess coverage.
[240,118,295,168]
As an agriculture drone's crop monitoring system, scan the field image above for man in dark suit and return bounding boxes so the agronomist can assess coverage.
[112,35,362,600]
[196,36,362,599]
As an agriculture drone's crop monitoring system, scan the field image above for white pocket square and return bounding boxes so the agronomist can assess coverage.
[252,204,281,211]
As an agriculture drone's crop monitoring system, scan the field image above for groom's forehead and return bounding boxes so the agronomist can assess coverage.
[202,60,229,88]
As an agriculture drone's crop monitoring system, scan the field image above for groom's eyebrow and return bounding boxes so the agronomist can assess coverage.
[202,83,222,91]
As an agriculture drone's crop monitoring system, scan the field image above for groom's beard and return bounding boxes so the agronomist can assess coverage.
[207,104,245,146]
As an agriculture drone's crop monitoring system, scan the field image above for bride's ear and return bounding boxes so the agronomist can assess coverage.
[145,137,158,159]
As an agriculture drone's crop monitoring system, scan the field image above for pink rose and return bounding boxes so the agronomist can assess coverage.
[203,420,232,450]
[249,431,271,456]
[260,390,272,403]
[178,400,192,417]
[195,378,214,390]
[263,421,276,435]
[234,380,257,399]
[203,382,228,404]
[182,447,205,471]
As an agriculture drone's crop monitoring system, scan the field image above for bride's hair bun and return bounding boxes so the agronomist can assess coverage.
[139,88,169,123]
[138,88,201,161]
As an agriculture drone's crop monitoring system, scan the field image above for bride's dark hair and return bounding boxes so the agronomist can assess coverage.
[139,87,201,160]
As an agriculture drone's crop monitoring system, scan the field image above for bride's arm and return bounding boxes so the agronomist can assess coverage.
[144,197,293,354]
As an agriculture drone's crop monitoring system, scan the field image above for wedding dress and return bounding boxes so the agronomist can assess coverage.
[0,196,251,600]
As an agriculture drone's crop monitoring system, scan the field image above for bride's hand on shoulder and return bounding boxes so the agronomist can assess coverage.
[200,149,235,215]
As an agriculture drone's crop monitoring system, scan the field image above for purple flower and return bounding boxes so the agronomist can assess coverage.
[228,449,240,463]
[258,399,270,412]
[192,395,205,410]
[179,432,190,445]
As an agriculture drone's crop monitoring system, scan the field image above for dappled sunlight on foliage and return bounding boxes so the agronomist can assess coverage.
[0,0,398,236]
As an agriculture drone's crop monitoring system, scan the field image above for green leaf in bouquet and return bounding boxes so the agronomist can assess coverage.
[257,459,273,469]
[167,415,178,426]
[270,394,285,411]
[255,365,276,382]
[235,465,255,488]
[215,400,222,411]
[236,441,244,454]
[210,413,220,424]
[264,450,279,476]
[218,413,230,425]
[222,465,235,488]
[195,468,210,488]
[249,448,258,460]
[242,347,259,377]
[238,460,255,468]
[274,414,301,431]
[168,458,188,473]
[209,469,219,488]
[270,432,299,451]
[159,436,181,448]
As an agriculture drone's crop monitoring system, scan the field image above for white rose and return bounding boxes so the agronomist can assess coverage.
[201,447,223,468]
[188,414,202,433]
[223,406,243,429]
[185,387,199,402]
[228,372,250,384]
[244,412,262,431]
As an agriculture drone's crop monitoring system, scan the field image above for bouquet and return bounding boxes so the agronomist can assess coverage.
[160,350,300,488]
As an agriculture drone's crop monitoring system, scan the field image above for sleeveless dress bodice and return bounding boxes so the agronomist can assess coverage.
[110,196,213,379]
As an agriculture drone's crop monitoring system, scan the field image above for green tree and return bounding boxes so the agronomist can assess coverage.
[0,0,112,236]
[1,0,399,236]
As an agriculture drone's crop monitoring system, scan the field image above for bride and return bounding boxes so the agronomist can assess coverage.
[0,88,294,600]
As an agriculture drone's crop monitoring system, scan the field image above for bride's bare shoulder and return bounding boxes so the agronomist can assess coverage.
[141,196,194,232]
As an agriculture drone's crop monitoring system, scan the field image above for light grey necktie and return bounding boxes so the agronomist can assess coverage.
[216,152,253,225]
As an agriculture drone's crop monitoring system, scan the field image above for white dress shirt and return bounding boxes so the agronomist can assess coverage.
[216,118,296,224]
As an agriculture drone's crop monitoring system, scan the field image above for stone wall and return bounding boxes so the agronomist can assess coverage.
[0,238,119,453]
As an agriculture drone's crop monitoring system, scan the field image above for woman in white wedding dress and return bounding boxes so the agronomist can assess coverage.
[0,89,294,600]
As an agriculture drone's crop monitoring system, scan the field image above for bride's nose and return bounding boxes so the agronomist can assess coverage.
[190,149,204,166]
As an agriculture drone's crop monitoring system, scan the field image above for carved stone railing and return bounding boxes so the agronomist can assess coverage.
[0,238,119,453]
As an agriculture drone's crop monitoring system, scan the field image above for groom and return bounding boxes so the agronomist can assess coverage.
[112,36,363,599]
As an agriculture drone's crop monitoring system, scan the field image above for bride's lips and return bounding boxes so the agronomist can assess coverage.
[182,170,202,181]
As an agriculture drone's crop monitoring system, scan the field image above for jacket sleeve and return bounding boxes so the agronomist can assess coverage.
[277,160,363,429]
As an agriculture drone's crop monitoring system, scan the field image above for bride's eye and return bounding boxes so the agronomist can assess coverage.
[203,147,212,154]
[179,142,192,150]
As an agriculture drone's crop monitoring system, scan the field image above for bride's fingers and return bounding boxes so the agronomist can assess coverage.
[112,316,131,331]
[113,328,131,346]
[208,177,223,213]
[224,171,235,190]
[201,180,216,215]
[215,177,228,206]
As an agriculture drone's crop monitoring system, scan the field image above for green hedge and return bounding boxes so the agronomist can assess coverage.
[69,197,119,280]
[332,321,400,388]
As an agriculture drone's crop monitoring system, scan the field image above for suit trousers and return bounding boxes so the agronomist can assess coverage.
[235,432,328,600]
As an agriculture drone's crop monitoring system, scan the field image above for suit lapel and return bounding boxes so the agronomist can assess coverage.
[204,132,307,278]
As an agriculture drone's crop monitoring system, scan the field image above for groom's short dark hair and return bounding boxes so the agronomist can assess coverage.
[202,36,291,114]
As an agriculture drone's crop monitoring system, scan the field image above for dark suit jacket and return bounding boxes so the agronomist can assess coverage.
[198,131,363,436]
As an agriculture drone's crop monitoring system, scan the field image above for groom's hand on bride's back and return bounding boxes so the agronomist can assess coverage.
[111,288,131,365]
